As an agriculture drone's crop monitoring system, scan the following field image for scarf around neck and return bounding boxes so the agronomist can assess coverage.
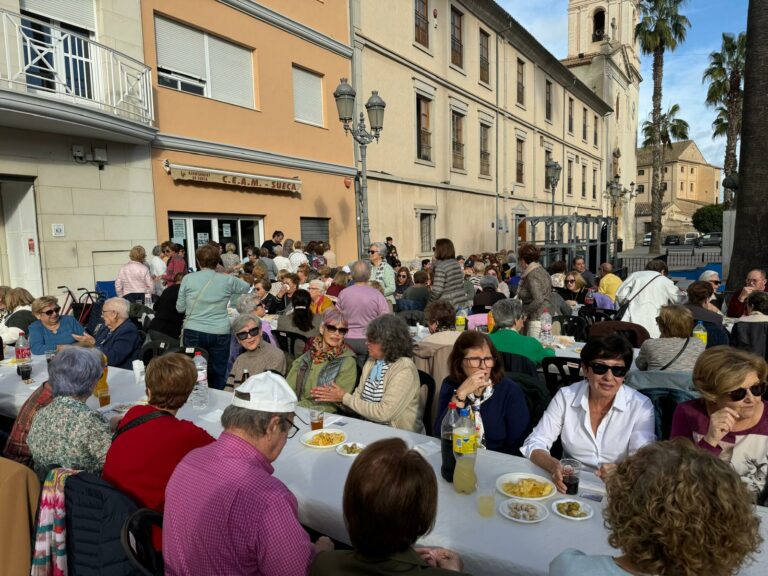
[308,335,347,365]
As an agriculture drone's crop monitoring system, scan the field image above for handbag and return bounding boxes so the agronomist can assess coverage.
[659,338,690,371]
[180,271,217,344]
[615,274,661,321]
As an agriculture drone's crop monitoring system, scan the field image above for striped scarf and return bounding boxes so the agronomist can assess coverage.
[361,360,390,403]
[31,468,79,576]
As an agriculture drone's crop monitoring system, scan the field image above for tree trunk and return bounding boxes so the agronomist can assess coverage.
[727,0,768,290]
[650,48,664,254]
[723,90,740,206]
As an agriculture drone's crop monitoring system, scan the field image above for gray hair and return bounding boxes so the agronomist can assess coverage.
[151,245,162,257]
[370,242,387,255]
[105,297,130,319]
[351,260,371,282]
[49,347,105,398]
[366,314,412,362]
[283,238,295,253]
[232,313,261,334]
[698,270,720,282]
[236,293,261,314]
[273,245,283,256]
[491,299,525,329]
[221,405,290,437]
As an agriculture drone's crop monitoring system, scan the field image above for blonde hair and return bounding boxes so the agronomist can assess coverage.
[129,245,146,262]
[566,271,586,291]
[5,287,35,311]
[657,304,694,338]
[692,347,768,402]
[32,295,58,316]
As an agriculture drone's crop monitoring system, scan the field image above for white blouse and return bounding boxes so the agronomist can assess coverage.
[520,380,656,471]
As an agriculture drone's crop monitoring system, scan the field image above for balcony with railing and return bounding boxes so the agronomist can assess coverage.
[418,128,432,161]
[0,9,155,141]
[452,140,464,170]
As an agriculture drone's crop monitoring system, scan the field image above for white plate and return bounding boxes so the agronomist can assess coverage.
[551,498,594,521]
[496,472,556,500]
[498,498,549,523]
[336,442,366,457]
[299,428,347,449]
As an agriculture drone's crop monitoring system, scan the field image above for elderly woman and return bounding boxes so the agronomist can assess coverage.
[28,296,85,354]
[115,245,153,304]
[177,244,250,389]
[395,266,413,300]
[308,279,334,315]
[311,438,467,576]
[550,439,762,576]
[103,353,214,512]
[220,243,243,274]
[272,245,291,274]
[368,242,396,304]
[312,314,422,432]
[516,244,552,338]
[147,274,184,344]
[251,277,279,314]
[225,293,277,378]
[326,269,349,300]
[521,335,655,491]
[286,309,357,413]
[434,331,530,455]
[148,245,167,296]
[429,238,466,309]
[275,273,300,312]
[671,346,768,495]
[73,297,142,369]
[289,239,309,271]
[730,291,768,357]
[161,241,187,288]
[488,299,554,366]
[635,305,705,371]
[556,271,589,306]
[685,280,724,325]
[0,287,36,345]
[471,275,505,314]
[227,313,286,386]
[27,347,111,477]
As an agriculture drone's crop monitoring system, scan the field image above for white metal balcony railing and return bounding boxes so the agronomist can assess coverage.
[0,9,153,125]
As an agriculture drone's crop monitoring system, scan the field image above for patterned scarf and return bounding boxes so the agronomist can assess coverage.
[308,335,347,365]
[467,386,495,449]
[31,468,79,576]
[361,360,390,403]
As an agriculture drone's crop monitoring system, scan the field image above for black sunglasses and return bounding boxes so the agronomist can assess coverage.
[727,382,766,402]
[235,326,261,341]
[324,324,349,335]
[589,362,628,378]
[368,250,378,254]
[43,306,61,317]
[711,280,721,285]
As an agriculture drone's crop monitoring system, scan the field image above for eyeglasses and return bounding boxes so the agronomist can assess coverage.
[565,279,576,284]
[284,418,300,439]
[463,356,495,368]
[746,277,763,285]
[588,362,628,378]
[398,274,408,278]
[324,324,349,335]
[42,306,61,317]
[102,309,117,316]
[369,250,378,255]
[710,280,721,285]
[727,382,766,402]
[235,326,261,341]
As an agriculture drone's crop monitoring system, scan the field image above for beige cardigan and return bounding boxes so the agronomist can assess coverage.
[343,357,424,433]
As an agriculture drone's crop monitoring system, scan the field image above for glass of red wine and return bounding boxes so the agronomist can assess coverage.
[560,458,581,495]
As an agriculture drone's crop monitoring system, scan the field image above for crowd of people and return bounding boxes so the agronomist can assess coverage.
[1,232,767,576]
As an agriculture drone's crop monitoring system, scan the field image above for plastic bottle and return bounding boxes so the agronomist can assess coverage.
[14,331,31,364]
[452,408,477,494]
[192,352,209,409]
[455,309,468,332]
[693,321,708,346]
[585,289,595,306]
[240,368,250,386]
[144,292,153,308]
[539,308,553,346]
[440,402,458,482]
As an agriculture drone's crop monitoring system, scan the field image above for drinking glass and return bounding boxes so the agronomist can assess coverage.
[310,408,324,431]
[560,458,581,495]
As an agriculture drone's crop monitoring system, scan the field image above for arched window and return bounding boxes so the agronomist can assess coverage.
[593,9,606,42]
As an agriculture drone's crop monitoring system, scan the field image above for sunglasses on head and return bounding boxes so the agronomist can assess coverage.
[235,326,261,341]
[43,306,61,316]
[324,324,349,335]
[727,382,766,402]
[589,362,628,377]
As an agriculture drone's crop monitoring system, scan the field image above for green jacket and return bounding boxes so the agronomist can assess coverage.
[286,346,357,412]
[489,328,555,366]
[311,548,472,576]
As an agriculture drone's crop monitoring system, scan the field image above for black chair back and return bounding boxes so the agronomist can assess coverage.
[588,320,650,348]
[147,329,180,349]
[418,370,436,437]
[500,352,538,379]
[397,309,426,327]
[505,371,551,433]
[578,307,615,327]
[169,346,210,362]
[121,508,164,576]
[637,387,698,440]
[140,340,171,367]
[541,357,582,398]
[275,331,309,359]
[552,315,588,342]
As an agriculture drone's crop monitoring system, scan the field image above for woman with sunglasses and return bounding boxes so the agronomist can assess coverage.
[556,271,589,307]
[521,335,655,492]
[286,309,357,413]
[671,346,768,495]
[394,267,413,300]
[28,295,85,355]
[227,313,287,387]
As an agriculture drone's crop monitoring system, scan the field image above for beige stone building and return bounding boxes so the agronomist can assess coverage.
[351,0,611,261]
[0,0,156,294]
[634,140,721,237]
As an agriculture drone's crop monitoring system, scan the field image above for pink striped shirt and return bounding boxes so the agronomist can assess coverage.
[115,261,152,297]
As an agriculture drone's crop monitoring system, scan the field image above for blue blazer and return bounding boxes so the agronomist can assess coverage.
[93,320,142,370]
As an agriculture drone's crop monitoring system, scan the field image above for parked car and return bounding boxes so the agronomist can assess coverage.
[664,234,682,246]
[642,232,652,246]
[683,232,700,245]
[695,232,722,247]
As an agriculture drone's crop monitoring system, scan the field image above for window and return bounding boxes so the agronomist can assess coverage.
[592,168,597,199]
[582,107,588,140]
[516,59,525,105]
[451,111,464,170]
[545,80,552,121]
[567,160,573,195]
[637,184,645,194]
[690,182,694,192]
[593,9,606,41]
[568,98,574,133]
[662,182,668,191]
[300,217,329,244]
[581,165,587,198]
[516,138,524,184]
[479,124,491,176]
[416,95,432,161]
[593,114,598,145]
[638,169,645,176]
[450,8,463,68]
[691,167,695,174]
[155,16,254,108]
[479,29,490,84]
[419,212,435,254]
[292,66,324,126]
[664,166,668,173]
[680,182,684,191]
[414,0,429,48]
[681,165,685,173]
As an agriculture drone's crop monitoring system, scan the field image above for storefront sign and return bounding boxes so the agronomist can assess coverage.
[172,220,186,238]
[222,224,232,237]
[163,160,301,193]
[196,232,210,247]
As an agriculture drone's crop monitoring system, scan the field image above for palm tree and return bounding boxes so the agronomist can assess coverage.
[635,0,691,254]
[641,104,690,169]
[703,32,746,206]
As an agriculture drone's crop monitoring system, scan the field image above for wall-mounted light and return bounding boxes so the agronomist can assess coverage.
[71,144,108,170]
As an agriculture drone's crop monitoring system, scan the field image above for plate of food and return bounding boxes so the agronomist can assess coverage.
[551,499,594,521]
[498,499,549,524]
[496,473,556,501]
[336,442,366,457]
[300,428,347,449]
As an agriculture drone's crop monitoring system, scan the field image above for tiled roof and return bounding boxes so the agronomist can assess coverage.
[636,140,692,167]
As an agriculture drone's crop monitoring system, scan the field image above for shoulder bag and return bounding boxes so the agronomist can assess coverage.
[659,338,690,371]
[112,410,172,441]
[615,274,661,321]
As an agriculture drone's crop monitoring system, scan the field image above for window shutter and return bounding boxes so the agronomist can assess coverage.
[292,67,323,125]
[21,0,95,30]
[208,36,254,108]
[300,218,329,244]
[154,16,206,80]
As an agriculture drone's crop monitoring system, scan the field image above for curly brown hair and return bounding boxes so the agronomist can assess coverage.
[604,439,762,576]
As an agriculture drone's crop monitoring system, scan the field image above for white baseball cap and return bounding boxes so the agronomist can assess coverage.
[232,372,297,413]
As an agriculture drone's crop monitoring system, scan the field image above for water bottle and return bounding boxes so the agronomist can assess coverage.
[440,401,458,482]
[192,352,209,409]
[693,321,708,346]
[240,368,250,386]
[144,292,153,308]
[455,308,468,332]
[15,331,31,364]
[452,408,477,494]
[539,308,553,346]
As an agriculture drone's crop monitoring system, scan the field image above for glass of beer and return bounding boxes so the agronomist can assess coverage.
[476,478,495,518]
[560,458,581,495]
[309,409,324,431]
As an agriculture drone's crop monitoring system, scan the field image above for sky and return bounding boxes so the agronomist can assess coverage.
[497,0,749,168]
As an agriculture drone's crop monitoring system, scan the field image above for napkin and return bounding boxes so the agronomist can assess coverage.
[414,441,440,457]
[324,415,344,427]
[200,409,224,423]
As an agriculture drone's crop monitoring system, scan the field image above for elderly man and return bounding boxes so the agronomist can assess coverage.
[163,372,333,575]
[488,299,555,366]
[727,268,767,318]
[598,262,622,302]
[337,260,390,359]
[272,245,292,273]
[73,297,141,369]
[698,269,724,309]
[368,242,396,303]
[615,259,680,338]
[227,313,286,387]
[573,256,597,288]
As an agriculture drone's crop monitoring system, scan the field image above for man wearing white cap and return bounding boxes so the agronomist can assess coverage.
[163,372,333,575]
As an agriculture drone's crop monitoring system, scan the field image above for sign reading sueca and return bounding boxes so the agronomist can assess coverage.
[163,160,302,193]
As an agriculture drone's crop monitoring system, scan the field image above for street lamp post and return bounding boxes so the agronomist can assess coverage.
[605,176,638,262]
[545,159,562,244]
[333,78,385,259]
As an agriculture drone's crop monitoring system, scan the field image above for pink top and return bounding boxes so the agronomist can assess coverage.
[336,283,390,339]
[163,433,315,576]
[115,261,152,297]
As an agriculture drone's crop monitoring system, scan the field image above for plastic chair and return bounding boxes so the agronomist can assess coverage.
[541,357,582,398]
[274,331,309,359]
[637,387,699,440]
[397,309,425,326]
[500,352,538,378]
[588,321,650,348]
[418,370,436,437]
[552,315,588,342]
[578,307,615,327]
[169,346,210,362]
[120,508,164,576]
[140,340,171,366]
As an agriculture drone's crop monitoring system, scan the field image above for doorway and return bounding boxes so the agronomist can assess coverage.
[0,180,44,295]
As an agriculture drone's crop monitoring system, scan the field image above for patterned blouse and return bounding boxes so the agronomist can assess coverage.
[27,396,112,478]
